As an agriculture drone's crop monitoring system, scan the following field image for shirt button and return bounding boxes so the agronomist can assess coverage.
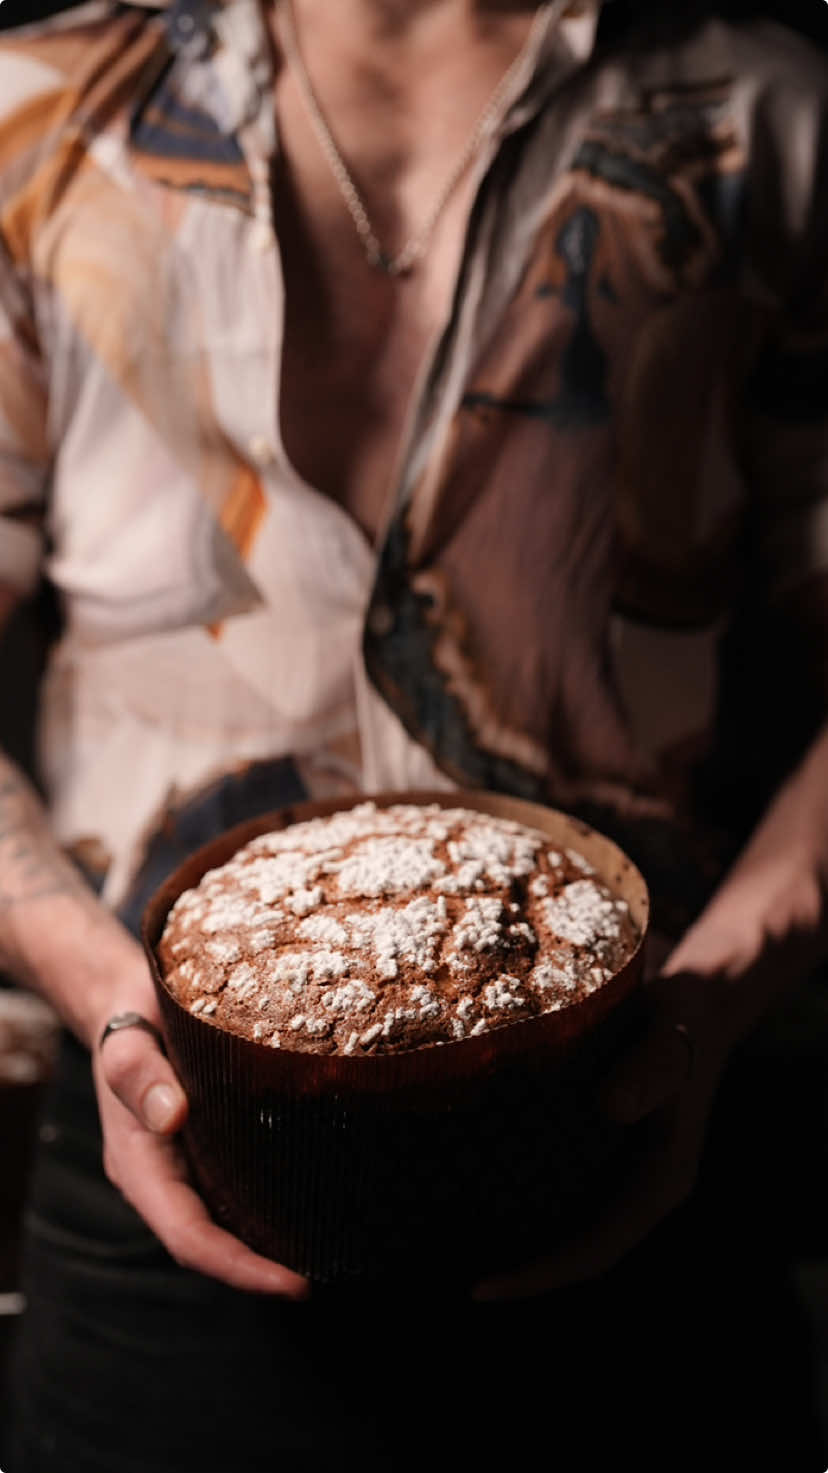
[248,435,276,469]
[367,603,394,638]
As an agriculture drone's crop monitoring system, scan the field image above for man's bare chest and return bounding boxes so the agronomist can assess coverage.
[274,150,474,548]
[265,4,541,546]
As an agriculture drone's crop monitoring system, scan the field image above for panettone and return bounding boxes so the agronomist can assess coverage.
[158,802,639,1056]
[145,792,648,1281]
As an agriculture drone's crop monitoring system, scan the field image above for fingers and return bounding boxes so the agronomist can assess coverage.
[108,1125,310,1298]
[474,968,731,1302]
[603,963,731,1126]
[473,1126,694,1301]
[99,1024,188,1135]
[97,1076,310,1297]
[93,1000,310,1298]
[92,982,310,1298]
[603,1018,694,1124]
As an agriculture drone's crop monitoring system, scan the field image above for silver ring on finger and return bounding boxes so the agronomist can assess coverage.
[98,1011,164,1052]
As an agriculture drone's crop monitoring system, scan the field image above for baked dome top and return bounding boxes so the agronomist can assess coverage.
[158,802,640,1056]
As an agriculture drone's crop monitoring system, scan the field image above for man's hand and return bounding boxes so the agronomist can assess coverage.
[473,963,731,1299]
[474,795,828,1301]
[0,744,308,1298]
[91,966,310,1299]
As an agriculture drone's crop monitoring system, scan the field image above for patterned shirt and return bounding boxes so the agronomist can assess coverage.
[1,0,827,933]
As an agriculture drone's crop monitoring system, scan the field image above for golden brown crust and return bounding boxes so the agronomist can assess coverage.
[158,802,639,1055]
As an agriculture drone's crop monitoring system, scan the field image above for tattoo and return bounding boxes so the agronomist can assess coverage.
[0,769,86,913]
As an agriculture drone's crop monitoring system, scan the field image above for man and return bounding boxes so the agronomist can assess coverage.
[0,0,827,1467]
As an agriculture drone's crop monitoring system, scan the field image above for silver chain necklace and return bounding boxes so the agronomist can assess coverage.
[278,0,554,277]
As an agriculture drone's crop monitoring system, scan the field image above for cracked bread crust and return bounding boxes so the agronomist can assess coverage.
[158,802,640,1056]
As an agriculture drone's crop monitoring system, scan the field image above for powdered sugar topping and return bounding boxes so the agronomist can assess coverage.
[297,914,349,946]
[453,897,505,952]
[348,895,448,980]
[321,979,375,1013]
[162,801,639,1055]
[543,880,626,950]
[334,836,446,897]
[483,975,526,1011]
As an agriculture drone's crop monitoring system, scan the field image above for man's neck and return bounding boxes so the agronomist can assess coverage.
[286,0,543,48]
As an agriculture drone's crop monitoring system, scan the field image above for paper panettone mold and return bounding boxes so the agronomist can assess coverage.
[142,790,649,1283]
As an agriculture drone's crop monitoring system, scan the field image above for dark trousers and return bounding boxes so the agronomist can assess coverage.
[3,1027,825,1473]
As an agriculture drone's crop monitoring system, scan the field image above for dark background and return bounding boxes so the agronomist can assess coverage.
[0,0,827,46]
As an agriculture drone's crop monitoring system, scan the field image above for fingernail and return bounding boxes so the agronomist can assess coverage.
[284,1279,312,1301]
[264,1271,310,1300]
[142,1083,180,1132]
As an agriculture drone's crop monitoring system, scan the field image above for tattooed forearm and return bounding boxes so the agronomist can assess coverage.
[0,752,144,1044]
[0,766,86,914]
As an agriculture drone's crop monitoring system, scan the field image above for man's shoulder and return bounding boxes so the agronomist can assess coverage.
[718,18,828,247]
[611,11,828,108]
[606,13,828,230]
[723,15,828,104]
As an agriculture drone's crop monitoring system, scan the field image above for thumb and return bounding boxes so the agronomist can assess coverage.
[99,1023,188,1134]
